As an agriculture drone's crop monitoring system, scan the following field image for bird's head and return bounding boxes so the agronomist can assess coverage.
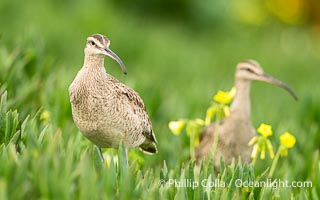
[85,34,127,74]
[235,60,298,100]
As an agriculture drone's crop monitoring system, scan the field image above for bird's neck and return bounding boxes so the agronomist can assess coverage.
[230,79,252,120]
[83,54,105,69]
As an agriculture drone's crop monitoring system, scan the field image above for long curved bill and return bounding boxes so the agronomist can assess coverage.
[103,48,127,75]
[259,73,298,100]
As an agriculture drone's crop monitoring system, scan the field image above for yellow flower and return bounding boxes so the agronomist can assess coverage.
[213,87,236,104]
[280,147,288,157]
[223,106,230,117]
[168,120,186,135]
[205,106,217,125]
[257,123,272,138]
[266,140,275,159]
[251,144,258,158]
[40,110,51,124]
[194,118,205,126]
[104,153,118,168]
[248,135,274,160]
[248,136,258,146]
[186,119,204,136]
[280,132,296,148]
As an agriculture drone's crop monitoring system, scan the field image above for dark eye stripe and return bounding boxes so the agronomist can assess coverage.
[91,34,105,46]
[246,68,255,73]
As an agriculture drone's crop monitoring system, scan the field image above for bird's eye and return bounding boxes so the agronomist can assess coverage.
[246,68,254,73]
[89,41,96,46]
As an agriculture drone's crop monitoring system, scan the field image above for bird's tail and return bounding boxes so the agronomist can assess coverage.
[139,141,158,154]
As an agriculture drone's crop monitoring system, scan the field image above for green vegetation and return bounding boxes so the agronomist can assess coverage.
[0,0,320,199]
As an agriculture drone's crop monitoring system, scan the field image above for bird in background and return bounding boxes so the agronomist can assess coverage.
[195,60,298,171]
[69,34,157,164]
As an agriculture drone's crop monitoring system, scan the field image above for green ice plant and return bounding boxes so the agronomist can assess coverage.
[168,87,236,160]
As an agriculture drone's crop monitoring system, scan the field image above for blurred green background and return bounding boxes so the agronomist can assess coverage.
[1,0,320,185]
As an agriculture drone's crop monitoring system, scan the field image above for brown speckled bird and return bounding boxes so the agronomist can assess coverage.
[195,60,297,171]
[69,34,157,163]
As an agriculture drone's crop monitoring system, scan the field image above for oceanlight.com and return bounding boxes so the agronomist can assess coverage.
[159,179,313,189]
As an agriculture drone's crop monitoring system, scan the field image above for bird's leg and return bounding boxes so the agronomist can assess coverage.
[97,146,104,163]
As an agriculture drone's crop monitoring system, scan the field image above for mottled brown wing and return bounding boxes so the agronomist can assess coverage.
[121,87,157,144]
[108,77,146,110]
[121,85,147,111]
[109,77,157,144]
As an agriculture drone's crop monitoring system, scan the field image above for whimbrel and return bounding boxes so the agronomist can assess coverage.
[195,60,297,171]
[69,34,157,163]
